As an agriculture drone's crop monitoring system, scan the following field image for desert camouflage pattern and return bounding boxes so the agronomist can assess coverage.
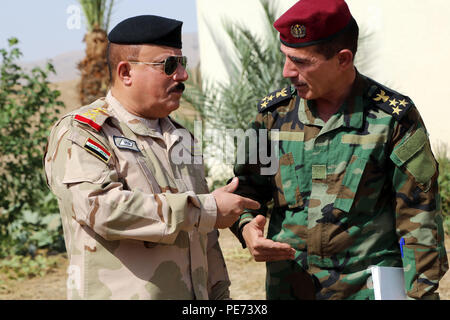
[44,92,230,300]
[232,72,448,300]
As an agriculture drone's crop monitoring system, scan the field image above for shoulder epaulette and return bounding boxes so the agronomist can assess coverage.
[368,82,413,121]
[73,99,111,132]
[258,86,295,113]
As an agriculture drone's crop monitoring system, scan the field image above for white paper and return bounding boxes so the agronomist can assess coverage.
[369,266,407,300]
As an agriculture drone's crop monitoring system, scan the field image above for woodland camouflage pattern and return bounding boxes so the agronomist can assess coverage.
[232,72,448,300]
[44,92,230,300]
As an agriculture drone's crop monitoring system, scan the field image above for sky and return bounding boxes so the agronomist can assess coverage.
[0,0,198,62]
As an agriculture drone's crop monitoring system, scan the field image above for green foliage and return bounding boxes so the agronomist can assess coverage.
[440,170,450,235]
[184,0,289,131]
[0,38,65,257]
[435,142,450,234]
[0,253,62,280]
[1,190,65,256]
[78,0,115,31]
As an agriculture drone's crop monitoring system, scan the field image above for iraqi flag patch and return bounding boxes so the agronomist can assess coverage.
[84,138,111,163]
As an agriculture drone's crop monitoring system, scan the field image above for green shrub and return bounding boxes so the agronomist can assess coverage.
[0,38,65,257]
[440,173,450,235]
[438,162,450,235]
[435,142,450,234]
[0,252,63,280]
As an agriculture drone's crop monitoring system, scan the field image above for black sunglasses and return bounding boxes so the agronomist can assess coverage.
[129,56,187,76]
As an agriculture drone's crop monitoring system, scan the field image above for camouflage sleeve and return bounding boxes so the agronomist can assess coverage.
[206,230,231,300]
[45,122,216,245]
[230,113,274,246]
[389,106,449,299]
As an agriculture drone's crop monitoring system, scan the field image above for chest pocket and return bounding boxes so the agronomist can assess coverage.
[276,131,306,208]
[170,135,208,193]
[333,155,368,212]
[333,132,388,213]
[115,121,180,194]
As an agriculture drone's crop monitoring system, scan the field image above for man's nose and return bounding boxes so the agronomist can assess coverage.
[282,58,298,79]
[173,64,188,81]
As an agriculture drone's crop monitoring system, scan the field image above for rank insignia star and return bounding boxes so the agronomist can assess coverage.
[392,106,402,115]
[389,98,399,107]
[373,90,390,103]
[257,86,293,113]
[370,85,413,120]
[399,99,409,107]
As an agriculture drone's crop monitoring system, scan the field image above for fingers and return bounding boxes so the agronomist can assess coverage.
[253,238,295,253]
[222,194,260,215]
[243,221,296,262]
[212,178,260,212]
[222,177,239,193]
[253,214,266,229]
[241,197,260,210]
[250,239,295,262]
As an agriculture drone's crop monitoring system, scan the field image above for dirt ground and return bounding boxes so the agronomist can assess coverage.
[0,229,449,300]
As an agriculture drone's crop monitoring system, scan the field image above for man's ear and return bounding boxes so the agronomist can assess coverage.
[337,49,354,69]
[117,61,132,86]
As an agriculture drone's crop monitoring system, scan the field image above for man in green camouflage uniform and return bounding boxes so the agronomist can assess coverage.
[44,15,259,300]
[231,0,448,300]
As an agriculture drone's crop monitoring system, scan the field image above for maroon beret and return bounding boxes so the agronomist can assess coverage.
[274,0,353,48]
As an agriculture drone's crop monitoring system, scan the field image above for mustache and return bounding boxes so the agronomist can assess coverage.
[169,82,185,93]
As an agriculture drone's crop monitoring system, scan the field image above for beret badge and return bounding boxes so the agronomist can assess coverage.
[290,24,306,38]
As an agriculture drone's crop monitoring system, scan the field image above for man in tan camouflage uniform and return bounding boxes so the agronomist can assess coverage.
[44,15,259,300]
[230,0,448,299]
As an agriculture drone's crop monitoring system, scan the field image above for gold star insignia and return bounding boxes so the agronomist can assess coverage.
[373,90,390,103]
[260,101,268,109]
[399,99,409,107]
[389,98,399,107]
[262,96,269,102]
[267,95,274,102]
[392,106,402,115]
[276,88,288,98]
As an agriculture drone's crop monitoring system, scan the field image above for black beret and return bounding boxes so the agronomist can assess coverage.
[108,15,183,48]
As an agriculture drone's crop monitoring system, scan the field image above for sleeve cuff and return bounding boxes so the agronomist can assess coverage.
[239,212,255,229]
[196,194,217,233]
[229,212,255,249]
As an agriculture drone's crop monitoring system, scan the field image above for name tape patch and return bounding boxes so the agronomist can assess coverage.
[113,136,140,152]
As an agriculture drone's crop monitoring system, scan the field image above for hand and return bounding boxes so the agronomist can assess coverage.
[242,214,295,262]
[212,177,260,229]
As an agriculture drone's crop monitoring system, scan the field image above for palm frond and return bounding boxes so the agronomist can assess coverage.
[78,0,115,31]
[104,0,115,31]
[183,0,289,133]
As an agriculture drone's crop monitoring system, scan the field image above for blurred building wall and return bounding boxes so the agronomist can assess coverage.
[196,0,450,154]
